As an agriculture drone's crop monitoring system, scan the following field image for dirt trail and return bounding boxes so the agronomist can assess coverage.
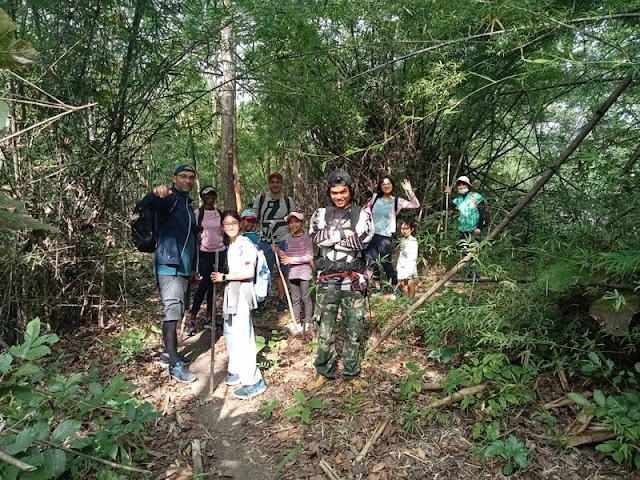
[65,277,634,479]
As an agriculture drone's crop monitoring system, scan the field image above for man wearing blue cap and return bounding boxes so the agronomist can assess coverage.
[140,165,198,383]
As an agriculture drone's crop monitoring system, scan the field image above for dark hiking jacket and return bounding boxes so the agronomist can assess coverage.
[140,187,196,268]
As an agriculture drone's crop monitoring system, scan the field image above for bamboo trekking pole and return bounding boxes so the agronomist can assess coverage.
[444,155,451,237]
[366,70,635,356]
[209,251,219,395]
[270,223,296,324]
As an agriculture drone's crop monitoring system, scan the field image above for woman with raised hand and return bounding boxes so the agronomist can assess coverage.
[211,210,266,400]
[365,176,420,298]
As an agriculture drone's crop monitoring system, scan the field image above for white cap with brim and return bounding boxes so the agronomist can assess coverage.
[285,212,304,222]
[455,175,472,187]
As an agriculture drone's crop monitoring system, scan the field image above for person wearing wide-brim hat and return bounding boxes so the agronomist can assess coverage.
[444,175,489,278]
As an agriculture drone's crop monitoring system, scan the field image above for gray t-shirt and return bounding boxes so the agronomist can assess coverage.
[252,192,295,242]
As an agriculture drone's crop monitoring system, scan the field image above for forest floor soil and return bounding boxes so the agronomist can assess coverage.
[62,271,636,480]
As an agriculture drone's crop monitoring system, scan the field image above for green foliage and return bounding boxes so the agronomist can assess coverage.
[282,391,324,425]
[339,393,365,416]
[0,192,58,233]
[256,330,288,371]
[0,318,159,479]
[260,399,281,419]
[399,362,428,400]
[0,9,37,69]
[568,389,640,468]
[601,289,629,312]
[482,435,531,475]
[104,327,146,364]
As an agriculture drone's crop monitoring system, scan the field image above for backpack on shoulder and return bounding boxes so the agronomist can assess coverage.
[254,246,271,303]
[130,201,156,253]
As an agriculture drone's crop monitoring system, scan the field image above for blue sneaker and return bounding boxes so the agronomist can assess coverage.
[225,373,241,386]
[233,379,266,400]
[169,362,198,383]
[159,352,193,366]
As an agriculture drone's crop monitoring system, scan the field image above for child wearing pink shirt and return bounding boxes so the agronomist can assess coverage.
[272,212,313,334]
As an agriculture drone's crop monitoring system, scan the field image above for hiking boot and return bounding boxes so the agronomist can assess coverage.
[225,373,241,386]
[233,379,267,400]
[346,378,369,391]
[255,301,266,314]
[185,320,197,336]
[306,375,331,391]
[158,352,193,365]
[277,299,288,312]
[169,362,198,383]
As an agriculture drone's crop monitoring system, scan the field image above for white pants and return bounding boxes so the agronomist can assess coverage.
[223,296,263,386]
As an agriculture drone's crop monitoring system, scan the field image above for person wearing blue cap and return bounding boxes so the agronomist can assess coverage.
[139,164,199,383]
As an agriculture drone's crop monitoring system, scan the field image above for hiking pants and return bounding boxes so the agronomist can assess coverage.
[289,278,313,322]
[313,289,365,380]
[190,249,227,317]
[367,234,397,286]
[223,295,263,386]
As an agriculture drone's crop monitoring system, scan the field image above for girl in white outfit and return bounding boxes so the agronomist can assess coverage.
[396,220,419,298]
[211,210,266,400]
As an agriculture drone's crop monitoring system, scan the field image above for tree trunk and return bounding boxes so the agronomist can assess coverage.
[366,70,635,355]
[220,1,237,211]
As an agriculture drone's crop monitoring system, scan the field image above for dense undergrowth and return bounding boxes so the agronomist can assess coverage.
[368,205,640,474]
[0,318,158,479]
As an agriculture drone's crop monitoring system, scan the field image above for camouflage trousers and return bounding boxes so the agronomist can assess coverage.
[313,288,365,380]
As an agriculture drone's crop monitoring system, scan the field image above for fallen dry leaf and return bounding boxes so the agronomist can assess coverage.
[222,439,231,447]
[177,412,199,423]
[372,462,386,472]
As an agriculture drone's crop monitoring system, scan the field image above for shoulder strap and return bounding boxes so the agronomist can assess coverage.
[349,205,361,230]
[284,194,291,214]
[324,206,336,226]
[371,193,378,208]
[258,193,266,220]
[470,192,477,207]
[394,196,399,215]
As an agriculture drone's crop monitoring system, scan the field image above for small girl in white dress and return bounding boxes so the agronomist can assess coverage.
[396,220,418,298]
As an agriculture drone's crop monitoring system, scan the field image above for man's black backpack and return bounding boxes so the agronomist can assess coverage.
[131,201,156,253]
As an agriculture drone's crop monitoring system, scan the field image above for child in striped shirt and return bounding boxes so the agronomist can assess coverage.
[272,212,314,334]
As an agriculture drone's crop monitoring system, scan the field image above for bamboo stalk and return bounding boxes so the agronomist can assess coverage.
[209,251,219,395]
[366,70,635,355]
[355,420,389,463]
[427,384,487,409]
[319,459,342,480]
[0,449,36,471]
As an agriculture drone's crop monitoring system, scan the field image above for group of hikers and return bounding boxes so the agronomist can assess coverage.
[139,164,487,400]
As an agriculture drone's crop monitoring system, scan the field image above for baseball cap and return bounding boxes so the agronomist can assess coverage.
[285,212,304,222]
[241,208,257,220]
[268,172,283,181]
[200,186,217,197]
[174,164,196,175]
[327,169,352,187]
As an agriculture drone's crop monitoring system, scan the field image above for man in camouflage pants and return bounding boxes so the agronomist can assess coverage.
[306,169,374,391]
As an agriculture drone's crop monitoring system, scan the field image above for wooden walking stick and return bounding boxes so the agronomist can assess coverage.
[270,222,296,324]
[209,251,219,395]
[366,70,635,356]
[444,155,451,237]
